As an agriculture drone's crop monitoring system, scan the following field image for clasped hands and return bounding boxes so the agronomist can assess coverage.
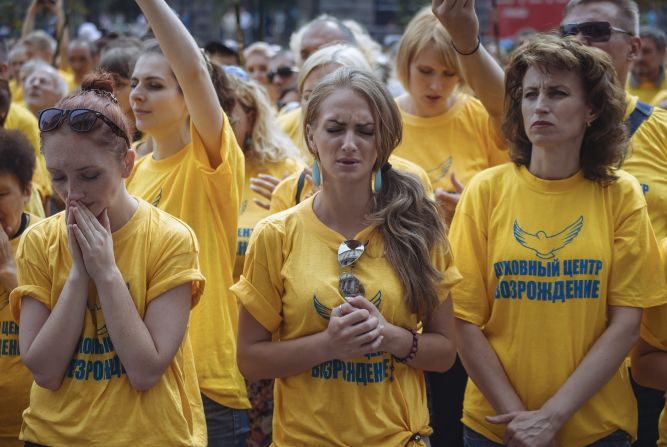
[324,295,387,360]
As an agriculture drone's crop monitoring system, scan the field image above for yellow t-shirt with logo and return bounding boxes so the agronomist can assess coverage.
[269,155,434,214]
[0,213,40,447]
[623,95,667,240]
[235,156,303,282]
[9,200,206,446]
[393,93,508,193]
[449,163,666,446]
[277,107,307,159]
[231,194,462,446]
[126,116,250,409]
[4,103,51,200]
[639,237,667,447]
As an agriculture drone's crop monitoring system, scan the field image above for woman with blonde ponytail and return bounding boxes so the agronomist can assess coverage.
[232,67,460,446]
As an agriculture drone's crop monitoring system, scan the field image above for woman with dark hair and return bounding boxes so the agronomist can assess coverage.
[125,1,249,445]
[442,29,666,447]
[233,67,460,446]
[11,74,206,446]
[0,129,40,447]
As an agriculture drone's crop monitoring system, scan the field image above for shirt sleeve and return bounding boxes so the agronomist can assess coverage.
[448,183,492,326]
[270,173,299,214]
[230,218,286,333]
[431,242,463,305]
[607,204,666,307]
[147,217,206,308]
[638,237,667,349]
[9,226,52,322]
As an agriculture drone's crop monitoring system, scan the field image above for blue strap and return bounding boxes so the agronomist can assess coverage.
[626,100,653,137]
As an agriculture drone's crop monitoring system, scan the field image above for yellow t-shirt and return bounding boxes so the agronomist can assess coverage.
[9,79,23,104]
[277,107,308,160]
[623,95,667,240]
[231,194,462,446]
[4,103,51,200]
[449,163,666,446]
[24,188,45,218]
[235,156,303,282]
[9,200,206,446]
[639,237,667,447]
[269,155,434,214]
[626,76,667,105]
[126,115,250,409]
[0,213,40,447]
[393,93,508,192]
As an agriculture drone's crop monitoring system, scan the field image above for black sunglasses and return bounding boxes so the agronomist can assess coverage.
[38,108,131,147]
[268,66,298,83]
[559,21,633,42]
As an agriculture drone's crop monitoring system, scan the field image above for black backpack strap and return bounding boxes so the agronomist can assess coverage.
[294,169,307,205]
[626,100,653,137]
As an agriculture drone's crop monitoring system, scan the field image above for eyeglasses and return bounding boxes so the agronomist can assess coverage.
[268,66,298,83]
[559,21,633,42]
[38,108,131,147]
[338,239,368,297]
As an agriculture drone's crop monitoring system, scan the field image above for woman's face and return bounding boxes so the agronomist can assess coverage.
[521,66,594,151]
[306,87,378,188]
[43,128,133,220]
[246,53,270,86]
[0,172,30,238]
[406,46,460,117]
[112,74,132,118]
[130,54,187,135]
[230,101,255,152]
[301,64,339,107]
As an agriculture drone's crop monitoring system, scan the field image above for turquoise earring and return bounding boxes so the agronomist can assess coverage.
[373,169,382,193]
[312,160,321,187]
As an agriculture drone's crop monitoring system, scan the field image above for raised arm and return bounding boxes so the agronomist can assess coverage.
[135,0,223,168]
[21,0,39,38]
[432,0,505,131]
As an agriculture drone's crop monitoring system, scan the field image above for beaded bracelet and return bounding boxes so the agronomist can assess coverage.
[394,328,418,363]
[452,36,481,56]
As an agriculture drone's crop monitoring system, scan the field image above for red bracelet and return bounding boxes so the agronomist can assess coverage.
[394,328,418,363]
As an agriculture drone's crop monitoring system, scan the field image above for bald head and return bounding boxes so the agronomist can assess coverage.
[299,18,356,64]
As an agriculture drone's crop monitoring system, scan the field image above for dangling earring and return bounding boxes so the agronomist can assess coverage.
[312,159,321,187]
[244,135,252,150]
[372,169,382,193]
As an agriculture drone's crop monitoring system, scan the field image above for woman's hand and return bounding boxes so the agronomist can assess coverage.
[251,173,285,210]
[325,302,383,359]
[432,0,480,54]
[69,201,116,282]
[435,172,465,225]
[487,409,561,447]
[66,200,89,279]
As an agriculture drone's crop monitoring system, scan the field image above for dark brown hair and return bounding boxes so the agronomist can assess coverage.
[0,128,36,190]
[502,34,627,184]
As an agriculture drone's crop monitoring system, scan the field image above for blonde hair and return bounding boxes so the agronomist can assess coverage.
[232,77,300,164]
[298,44,371,95]
[303,67,448,321]
[395,7,461,89]
[243,41,278,60]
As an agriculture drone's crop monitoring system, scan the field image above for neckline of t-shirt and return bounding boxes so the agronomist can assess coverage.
[516,164,586,193]
[300,193,377,250]
[397,93,467,127]
[144,143,191,169]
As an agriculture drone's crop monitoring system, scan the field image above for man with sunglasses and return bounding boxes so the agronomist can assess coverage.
[432,0,667,445]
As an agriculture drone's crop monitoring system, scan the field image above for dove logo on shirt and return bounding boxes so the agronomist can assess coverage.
[513,216,584,259]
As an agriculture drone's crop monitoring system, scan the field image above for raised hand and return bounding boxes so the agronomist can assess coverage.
[250,173,284,210]
[435,172,465,225]
[66,199,88,279]
[432,0,480,54]
[69,202,116,282]
[325,302,383,359]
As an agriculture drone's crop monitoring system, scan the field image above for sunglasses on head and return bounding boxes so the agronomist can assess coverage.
[338,239,368,297]
[559,21,633,42]
[38,108,131,147]
[268,66,298,83]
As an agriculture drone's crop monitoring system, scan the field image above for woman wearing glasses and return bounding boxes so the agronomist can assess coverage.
[232,67,460,446]
[432,2,666,446]
[10,74,206,446]
[125,1,250,445]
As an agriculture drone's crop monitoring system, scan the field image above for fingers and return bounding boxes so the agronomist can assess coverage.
[257,173,281,186]
[451,172,465,193]
[486,412,518,424]
[72,223,91,253]
[252,198,271,210]
[339,308,371,326]
[345,295,376,313]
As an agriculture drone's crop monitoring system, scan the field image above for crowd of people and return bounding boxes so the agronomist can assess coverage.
[1,0,667,446]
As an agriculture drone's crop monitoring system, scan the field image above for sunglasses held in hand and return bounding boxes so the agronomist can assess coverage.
[38,108,131,147]
[559,21,633,42]
[338,240,368,298]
